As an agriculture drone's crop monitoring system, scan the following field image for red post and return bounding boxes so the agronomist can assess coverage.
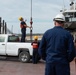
[30,17,33,41]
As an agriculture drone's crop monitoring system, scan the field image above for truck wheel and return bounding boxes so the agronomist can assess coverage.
[19,51,30,63]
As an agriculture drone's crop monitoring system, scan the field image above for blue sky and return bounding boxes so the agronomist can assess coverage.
[0,0,72,34]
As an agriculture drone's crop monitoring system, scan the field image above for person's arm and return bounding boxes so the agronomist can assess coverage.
[67,34,75,62]
[21,21,31,28]
[31,42,33,45]
[24,24,31,28]
[38,34,46,60]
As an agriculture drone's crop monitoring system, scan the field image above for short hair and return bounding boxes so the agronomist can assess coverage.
[55,20,64,24]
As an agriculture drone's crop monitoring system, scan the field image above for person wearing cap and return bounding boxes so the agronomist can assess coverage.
[31,36,40,64]
[19,17,31,42]
[38,13,75,75]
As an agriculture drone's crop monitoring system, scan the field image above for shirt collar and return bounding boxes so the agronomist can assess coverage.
[54,26,63,29]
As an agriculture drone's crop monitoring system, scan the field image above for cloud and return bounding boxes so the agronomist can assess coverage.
[0,0,72,33]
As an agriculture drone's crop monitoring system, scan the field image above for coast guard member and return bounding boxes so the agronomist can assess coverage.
[38,13,75,75]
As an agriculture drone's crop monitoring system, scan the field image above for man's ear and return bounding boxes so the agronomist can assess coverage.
[54,21,56,26]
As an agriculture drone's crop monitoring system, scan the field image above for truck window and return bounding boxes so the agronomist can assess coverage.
[8,36,19,42]
[0,36,5,42]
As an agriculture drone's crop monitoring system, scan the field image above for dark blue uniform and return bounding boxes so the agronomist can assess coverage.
[20,21,26,42]
[38,26,75,75]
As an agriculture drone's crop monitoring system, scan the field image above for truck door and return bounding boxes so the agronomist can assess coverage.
[6,35,19,55]
[0,36,6,55]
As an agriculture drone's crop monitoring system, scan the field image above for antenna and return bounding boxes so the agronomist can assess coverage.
[11,25,13,34]
[70,0,75,9]
[63,0,65,10]
[70,0,75,2]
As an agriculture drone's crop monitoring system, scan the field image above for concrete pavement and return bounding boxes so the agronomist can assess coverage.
[0,58,75,75]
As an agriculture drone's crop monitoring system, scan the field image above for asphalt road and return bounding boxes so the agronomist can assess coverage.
[0,58,75,75]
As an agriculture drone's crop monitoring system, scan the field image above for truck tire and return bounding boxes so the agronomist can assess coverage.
[19,51,30,63]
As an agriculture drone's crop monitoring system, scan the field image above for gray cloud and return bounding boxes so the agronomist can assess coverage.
[0,0,72,33]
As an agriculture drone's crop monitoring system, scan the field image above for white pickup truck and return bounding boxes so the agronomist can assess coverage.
[0,34,33,63]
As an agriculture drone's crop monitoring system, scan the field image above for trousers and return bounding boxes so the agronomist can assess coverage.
[21,28,26,42]
[32,49,38,64]
[45,63,70,75]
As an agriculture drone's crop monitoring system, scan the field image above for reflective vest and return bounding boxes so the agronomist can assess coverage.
[20,21,26,28]
[32,42,39,49]
[20,24,25,28]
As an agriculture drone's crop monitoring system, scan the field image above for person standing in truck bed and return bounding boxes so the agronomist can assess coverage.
[19,17,31,42]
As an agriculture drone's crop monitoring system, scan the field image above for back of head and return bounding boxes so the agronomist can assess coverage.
[18,16,23,21]
[34,36,38,40]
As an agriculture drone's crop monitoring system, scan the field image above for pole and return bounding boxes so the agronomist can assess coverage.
[63,0,65,10]
[11,25,13,34]
[0,17,1,34]
[30,0,33,42]
[5,22,7,34]
[2,20,5,34]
